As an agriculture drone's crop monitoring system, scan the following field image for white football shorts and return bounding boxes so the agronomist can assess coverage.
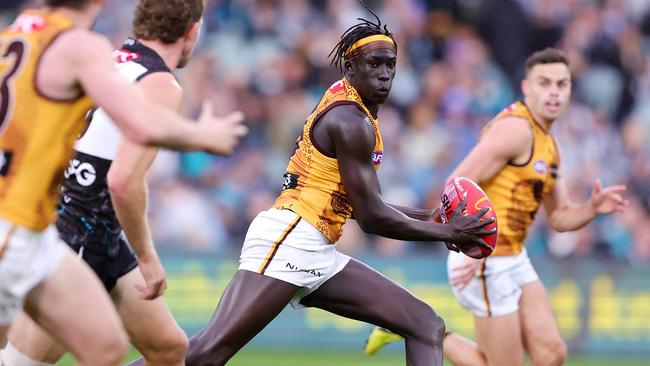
[239,208,351,308]
[0,219,67,325]
[447,248,539,318]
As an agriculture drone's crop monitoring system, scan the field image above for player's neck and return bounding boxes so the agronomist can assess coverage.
[138,39,181,70]
[44,6,98,30]
[527,107,554,133]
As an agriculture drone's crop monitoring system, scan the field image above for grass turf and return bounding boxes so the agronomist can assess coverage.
[57,348,648,365]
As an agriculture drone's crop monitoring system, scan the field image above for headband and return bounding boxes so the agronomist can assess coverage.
[344,34,396,59]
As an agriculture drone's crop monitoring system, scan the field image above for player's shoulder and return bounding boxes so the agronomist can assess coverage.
[320,103,375,148]
[479,115,533,157]
[52,28,113,62]
[323,103,372,132]
[324,103,371,126]
[137,72,183,110]
[138,72,182,96]
[57,28,111,50]
[486,115,532,138]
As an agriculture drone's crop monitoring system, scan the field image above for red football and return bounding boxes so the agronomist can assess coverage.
[439,177,498,259]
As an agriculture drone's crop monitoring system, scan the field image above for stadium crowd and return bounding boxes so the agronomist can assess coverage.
[4,0,649,263]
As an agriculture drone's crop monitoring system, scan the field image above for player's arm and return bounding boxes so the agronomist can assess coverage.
[449,117,532,184]
[107,73,182,300]
[448,116,531,289]
[386,204,436,221]
[64,30,246,154]
[542,177,627,232]
[324,105,493,247]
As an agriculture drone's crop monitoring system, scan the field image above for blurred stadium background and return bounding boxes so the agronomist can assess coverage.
[2,0,649,364]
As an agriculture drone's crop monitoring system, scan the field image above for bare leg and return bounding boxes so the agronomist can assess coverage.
[474,312,524,366]
[185,270,300,366]
[520,281,567,366]
[112,267,188,366]
[300,259,445,366]
[6,311,66,363]
[443,332,487,366]
[22,251,128,366]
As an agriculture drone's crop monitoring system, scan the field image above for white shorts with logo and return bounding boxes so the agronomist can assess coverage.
[239,208,351,308]
[447,248,539,318]
[0,219,68,325]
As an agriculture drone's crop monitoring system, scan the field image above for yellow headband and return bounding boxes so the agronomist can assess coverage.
[344,34,396,58]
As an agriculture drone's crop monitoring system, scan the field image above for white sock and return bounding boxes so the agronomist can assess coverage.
[0,342,53,366]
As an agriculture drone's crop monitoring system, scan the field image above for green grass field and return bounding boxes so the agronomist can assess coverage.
[57,348,648,365]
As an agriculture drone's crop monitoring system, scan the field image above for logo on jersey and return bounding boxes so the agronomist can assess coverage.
[112,49,140,63]
[371,150,383,165]
[64,159,96,186]
[550,164,558,179]
[0,150,13,176]
[503,103,518,114]
[10,14,46,33]
[533,160,547,175]
[328,80,346,94]
[282,173,299,190]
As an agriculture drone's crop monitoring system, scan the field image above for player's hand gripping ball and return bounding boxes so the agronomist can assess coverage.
[440,177,498,259]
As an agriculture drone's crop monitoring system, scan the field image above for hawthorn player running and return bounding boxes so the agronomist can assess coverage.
[169,8,494,366]
[365,48,627,366]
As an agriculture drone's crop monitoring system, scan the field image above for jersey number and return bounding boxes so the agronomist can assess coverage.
[0,39,26,130]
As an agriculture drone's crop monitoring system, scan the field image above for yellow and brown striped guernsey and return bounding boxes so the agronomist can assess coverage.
[0,11,93,231]
[481,101,560,256]
[274,78,384,243]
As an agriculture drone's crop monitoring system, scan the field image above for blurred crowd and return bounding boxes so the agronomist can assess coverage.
[4,0,650,263]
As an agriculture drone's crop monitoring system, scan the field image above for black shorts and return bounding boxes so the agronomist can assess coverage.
[68,237,138,292]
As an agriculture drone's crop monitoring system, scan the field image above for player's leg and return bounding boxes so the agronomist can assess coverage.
[111,267,188,366]
[23,251,128,366]
[363,325,489,366]
[473,312,524,366]
[300,259,446,366]
[519,280,567,366]
[185,270,300,366]
[3,311,66,364]
[442,332,487,366]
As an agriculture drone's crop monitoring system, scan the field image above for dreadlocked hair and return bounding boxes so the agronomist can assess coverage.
[329,2,395,72]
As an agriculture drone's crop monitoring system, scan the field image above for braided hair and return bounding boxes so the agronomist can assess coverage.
[329,2,396,72]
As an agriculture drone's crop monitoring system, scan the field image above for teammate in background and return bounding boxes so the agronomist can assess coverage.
[364,48,628,366]
[173,9,493,366]
[0,0,246,365]
[1,1,206,365]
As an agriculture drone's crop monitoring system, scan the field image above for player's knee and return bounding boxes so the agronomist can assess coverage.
[186,331,231,366]
[427,313,446,344]
[545,338,567,366]
[405,301,445,346]
[142,328,188,364]
[531,338,567,366]
[77,328,128,366]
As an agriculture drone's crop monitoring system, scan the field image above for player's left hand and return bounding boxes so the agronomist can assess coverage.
[136,253,167,300]
[589,179,628,215]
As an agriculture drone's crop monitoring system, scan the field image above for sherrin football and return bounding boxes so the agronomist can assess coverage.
[439,177,498,259]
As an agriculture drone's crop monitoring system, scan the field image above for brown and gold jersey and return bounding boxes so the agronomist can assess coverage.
[0,11,93,230]
[274,78,384,243]
[481,101,559,256]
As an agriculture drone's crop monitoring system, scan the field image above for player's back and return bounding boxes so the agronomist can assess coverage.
[57,38,172,253]
[0,10,92,231]
[481,101,559,256]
